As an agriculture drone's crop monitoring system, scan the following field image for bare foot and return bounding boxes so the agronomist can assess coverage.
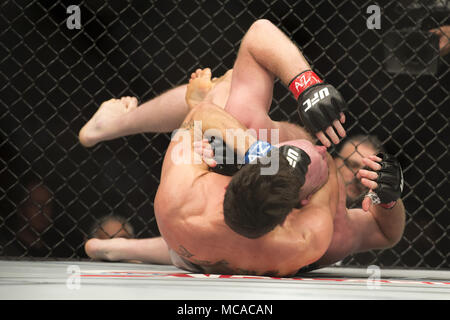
[85,238,114,260]
[85,238,144,263]
[208,69,232,109]
[185,68,215,109]
[79,96,138,147]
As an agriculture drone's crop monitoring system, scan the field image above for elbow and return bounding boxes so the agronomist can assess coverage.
[383,223,406,249]
[245,19,278,50]
[385,228,405,248]
[249,19,276,32]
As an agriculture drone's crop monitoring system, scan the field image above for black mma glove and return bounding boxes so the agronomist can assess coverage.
[367,153,404,209]
[207,137,275,176]
[206,137,312,189]
[289,70,346,135]
[207,136,243,176]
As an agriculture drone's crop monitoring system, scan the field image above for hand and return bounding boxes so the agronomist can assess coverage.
[297,83,347,148]
[194,136,244,175]
[430,25,450,56]
[315,112,346,148]
[357,154,404,212]
[193,139,217,168]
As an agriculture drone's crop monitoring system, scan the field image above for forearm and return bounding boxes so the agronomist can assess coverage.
[273,120,314,143]
[369,200,406,246]
[244,20,311,85]
[188,103,257,155]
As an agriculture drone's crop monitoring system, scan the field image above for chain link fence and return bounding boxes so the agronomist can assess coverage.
[1,0,449,269]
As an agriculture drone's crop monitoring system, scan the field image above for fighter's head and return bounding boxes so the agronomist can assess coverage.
[223,139,329,239]
[334,135,383,207]
[278,139,329,206]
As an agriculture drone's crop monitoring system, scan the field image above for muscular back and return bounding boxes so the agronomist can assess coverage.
[155,141,336,276]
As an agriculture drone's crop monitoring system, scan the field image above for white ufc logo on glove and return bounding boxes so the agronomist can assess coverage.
[286,148,299,168]
[303,87,330,112]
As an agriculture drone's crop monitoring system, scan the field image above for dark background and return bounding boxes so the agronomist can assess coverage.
[1,0,449,268]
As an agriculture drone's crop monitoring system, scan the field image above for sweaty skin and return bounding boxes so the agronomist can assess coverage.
[154,70,339,276]
[81,20,404,274]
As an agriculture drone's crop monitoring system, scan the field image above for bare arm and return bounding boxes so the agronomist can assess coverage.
[225,19,345,146]
[225,19,310,132]
[317,154,406,265]
[180,102,258,157]
[346,200,405,253]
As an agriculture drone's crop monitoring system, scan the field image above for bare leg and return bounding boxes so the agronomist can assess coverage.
[79,85,189,147]
[85,236,172,264]
[79,69,234,147]
[186,68,233,109]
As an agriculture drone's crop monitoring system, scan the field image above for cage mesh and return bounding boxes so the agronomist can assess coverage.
[1,0,449,269]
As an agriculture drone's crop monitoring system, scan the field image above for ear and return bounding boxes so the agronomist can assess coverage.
[300,194,312,206]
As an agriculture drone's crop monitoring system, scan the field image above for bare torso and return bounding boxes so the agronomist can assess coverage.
[155,69,354,275]
[155,135,349,276]
[315,169,354,266]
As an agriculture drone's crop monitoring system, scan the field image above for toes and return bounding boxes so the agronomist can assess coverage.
[119,97,139,112]
[202,68,212,79]
[128,97,138,110]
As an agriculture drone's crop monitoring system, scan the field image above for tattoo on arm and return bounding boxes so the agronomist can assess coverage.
[177,245,280,276]
[180,120,194,131]
[178,245,194,258]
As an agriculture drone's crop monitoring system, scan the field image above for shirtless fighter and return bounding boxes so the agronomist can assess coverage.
[81,20,405,276]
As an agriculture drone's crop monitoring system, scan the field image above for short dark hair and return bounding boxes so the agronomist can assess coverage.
[337,134,384,155]
[89,215,134,239]
[223,151,305,239]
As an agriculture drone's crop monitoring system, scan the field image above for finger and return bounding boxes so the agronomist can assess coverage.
[362,196,372,212]
[368,154,382,162]
[201,141,213,152]
[333,119,346,139]
[357,169,379,181]
[361,178,378,190]
[129,97,138,109]
[339,112,346,124]
[193,146,203,156]
[429,28,442,36]
[362,157,382,171]
[316,131,331,148]
[201,148,214,159]
[325,126,340,145]
[203,156,217,167]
